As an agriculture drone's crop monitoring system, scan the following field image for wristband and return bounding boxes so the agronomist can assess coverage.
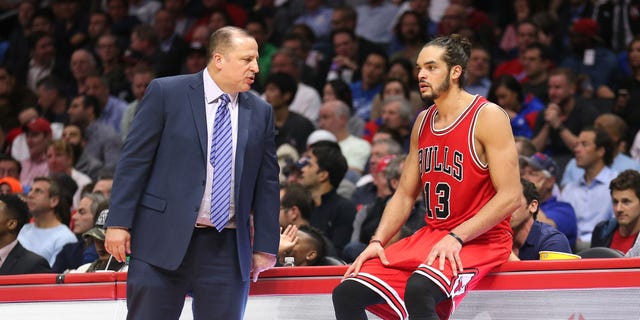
[369,239,383,246]
[448,232,464,246]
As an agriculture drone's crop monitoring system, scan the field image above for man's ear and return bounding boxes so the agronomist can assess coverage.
[306,250,317,264]
[450,65,463,81]
[289,205,300,221]
[318,170,330,184]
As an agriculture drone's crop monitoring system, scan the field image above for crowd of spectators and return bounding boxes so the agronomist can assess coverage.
[1,0,640,276]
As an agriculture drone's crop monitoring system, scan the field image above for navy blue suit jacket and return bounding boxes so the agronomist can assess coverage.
[106,71,280,279]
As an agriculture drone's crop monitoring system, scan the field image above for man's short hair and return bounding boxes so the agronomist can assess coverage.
[308,141,348,189]
[0,154,22,176]
[281,183,313,222]
[549,68,577,85]
[0,194,30,234]
[298,224,326,266]
[265,72,298,106]
[521,178,540,219]
[525,42,552,61]
[208,26,251,58]
[583,127,615,166]
[372,138,403,157]
[610,170,640,200]
[382,96,413,124]
[78,94,102,119]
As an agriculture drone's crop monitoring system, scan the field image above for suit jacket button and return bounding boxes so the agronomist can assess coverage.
[201,180,205,186]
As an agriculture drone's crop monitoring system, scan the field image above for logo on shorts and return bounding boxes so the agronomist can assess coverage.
[451,270,477,297]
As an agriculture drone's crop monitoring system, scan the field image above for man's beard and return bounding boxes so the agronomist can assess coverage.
[422,73,450,100]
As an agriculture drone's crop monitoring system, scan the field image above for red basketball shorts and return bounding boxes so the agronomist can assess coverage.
[343,226,512,320]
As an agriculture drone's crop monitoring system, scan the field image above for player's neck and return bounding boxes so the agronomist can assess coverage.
[434,88,474,122]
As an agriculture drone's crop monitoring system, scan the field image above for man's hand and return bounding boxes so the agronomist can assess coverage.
[343,242,389,279]
[425,233,463,276]
[251,252,276,282]
[544,103,562,128]
[105,227,131,263]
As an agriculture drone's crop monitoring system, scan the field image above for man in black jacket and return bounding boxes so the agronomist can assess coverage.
[0,194,52,275]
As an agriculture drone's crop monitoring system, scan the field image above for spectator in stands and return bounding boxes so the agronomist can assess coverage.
[350,51,388,122]
[264,72,314,156]
[74,209,126,272]
[61,123,103,181]
[560,127,617,251]
[562,114,640,187]
[19,118,52,188]
[488,75,544,139]
[279,183,314,228]
[87,11,112,50]
[379,97,413,152]
[464,45,492,98]
[92,175,113,198]
[85,74,128,133]
[17,177,76,267]
[36,76,69,124]
[615,35,640,150]
[561,18,619,99]
[0,66,37,132]
[268,49,322,124]
[389,10,428,63]
[0,155,21,180]
[95,34,128,99]
[318,100,371,177]
[521,42,552,103]
[66,94,121,173]
[0,194,53,275]
[52,192,107,273]
[300,141,357,257]
[182,42,208,74]
[163,0,195,37]
[22,32,69,93]
[294,0,333,45]
[107,0,141,47]
[370,76,423,126]
[327,28,372,85]
[322,78,364,137]
[278,224,327,267]
[352,138,403,207]
[246,16,277,92]
[493,19,539,81]
[120,67,154,140]
[355,0,399,47]
[281,33,326,92]
[515,136,537,157]
[46,139,92,208]
[531,68,599,174]
[69,49,99,96]
[0,177,23,195]
[154,8,187,77]
[510,178,572,261]
[521,152,578,250]
[3,1,36,82]
[591,170,640,255]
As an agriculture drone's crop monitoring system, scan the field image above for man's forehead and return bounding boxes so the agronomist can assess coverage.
[418,46,445,63]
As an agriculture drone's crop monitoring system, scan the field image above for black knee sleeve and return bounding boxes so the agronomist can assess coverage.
[333,280,383,320]
[404,273,448,320]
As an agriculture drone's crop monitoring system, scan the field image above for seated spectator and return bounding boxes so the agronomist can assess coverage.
[300,141,356,257]
[591,170,640,255]
[322,79,364,138]
[521,152,578,250]
[46,140,92,208]
[318,100,371,178]
[52,192,108,273]
[352,138,403,208]
[17,177,77,267]
[488,75,544,139]
[84,74,128,133]
[0,194,53,275]
[370,78,423,130]
[560,127,617,251]
[93,175,114,198]
[120,67,155,140]
[379,97,414,152]
[350,51,388,122]
[0,154,21,181]
[510,179,572,261]
[279,183,314,229]
[464,45,492,98]
[61,123,104,181]
[0,177,23,195]
[73,209,126,272]
[19,118,52,188]
[278,224,327,267]
[562,114,640,188]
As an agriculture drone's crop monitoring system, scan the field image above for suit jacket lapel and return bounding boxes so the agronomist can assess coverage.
[235,92,251,198]
[0,243,24,274]
[188,71,207,159]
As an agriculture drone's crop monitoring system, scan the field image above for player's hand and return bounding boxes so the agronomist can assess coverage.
[343,242,389,279]
[105,227,131,263]
[251,252,276,282]
[425,234,463,276]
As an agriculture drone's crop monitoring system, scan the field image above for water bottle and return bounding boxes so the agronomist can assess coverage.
[283,257,295,267]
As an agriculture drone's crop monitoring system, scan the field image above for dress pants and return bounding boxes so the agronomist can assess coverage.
[126,228,249,320]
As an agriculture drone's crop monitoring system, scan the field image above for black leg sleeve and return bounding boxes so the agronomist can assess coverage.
[333,280,384,320]
[404,273,448,320]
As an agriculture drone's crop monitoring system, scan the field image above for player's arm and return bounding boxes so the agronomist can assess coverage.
[344,110,425,277]
[450,103,523,242]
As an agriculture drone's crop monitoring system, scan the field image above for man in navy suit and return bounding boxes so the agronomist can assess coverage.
[0,194,53,275]
[104,26,280,319]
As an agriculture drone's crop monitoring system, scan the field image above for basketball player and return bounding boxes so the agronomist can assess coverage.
[332,35,523,319]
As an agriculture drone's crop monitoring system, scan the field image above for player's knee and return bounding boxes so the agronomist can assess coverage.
[405,273,446,305]
[332,280,355,305]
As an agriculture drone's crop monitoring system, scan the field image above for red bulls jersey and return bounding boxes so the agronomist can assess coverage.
[417,95,510,236]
